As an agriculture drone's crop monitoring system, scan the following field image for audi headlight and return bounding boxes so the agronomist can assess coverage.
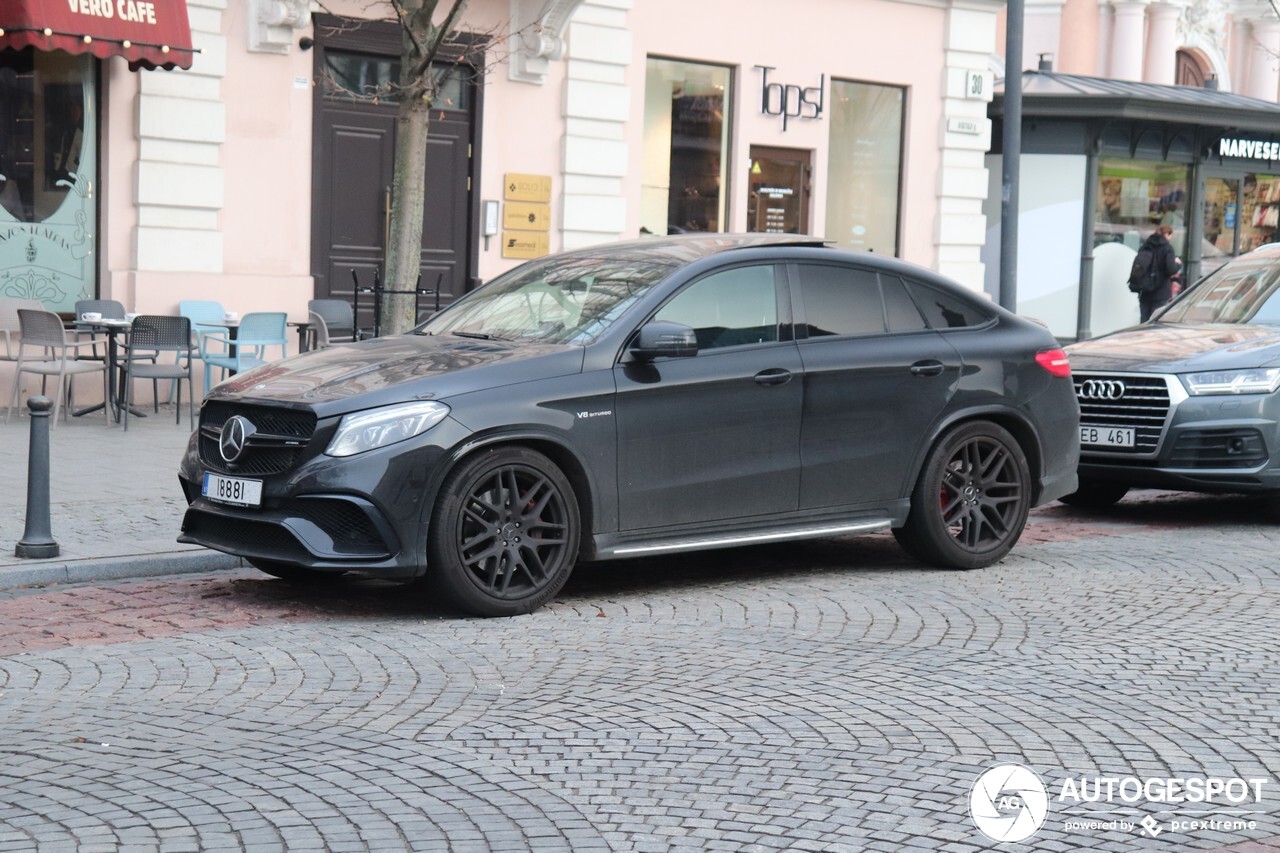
[325,401,450,457]
[1181,368,1280,396]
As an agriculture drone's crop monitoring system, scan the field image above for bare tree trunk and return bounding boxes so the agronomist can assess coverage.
[384,92,430,334]
[379,0,468,335]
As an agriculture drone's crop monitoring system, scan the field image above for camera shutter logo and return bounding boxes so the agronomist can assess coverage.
[1078,379,1127,401]
[970,764,1049,842]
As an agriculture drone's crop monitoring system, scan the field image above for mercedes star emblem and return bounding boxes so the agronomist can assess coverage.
[219,415,256,463]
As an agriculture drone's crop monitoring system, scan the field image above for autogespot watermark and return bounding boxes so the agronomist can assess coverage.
[969,763,1270,843]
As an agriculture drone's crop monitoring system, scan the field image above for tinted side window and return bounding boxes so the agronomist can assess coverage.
[796,264,885,337]
[905,280,991,329]
[655,265,779,350]
[879,274,928,332]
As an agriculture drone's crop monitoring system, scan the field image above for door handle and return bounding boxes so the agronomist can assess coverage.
[909,360,945,377]
[754,368,793,386]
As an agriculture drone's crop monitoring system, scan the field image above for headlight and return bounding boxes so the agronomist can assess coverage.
[1181,368,1280,396]
[325,401,450,457]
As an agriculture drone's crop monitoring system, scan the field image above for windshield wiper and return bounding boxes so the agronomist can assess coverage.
[450,330,511,341]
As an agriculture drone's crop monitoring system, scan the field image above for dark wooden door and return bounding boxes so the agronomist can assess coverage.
[313,102,396,327]
[311,19,477,332]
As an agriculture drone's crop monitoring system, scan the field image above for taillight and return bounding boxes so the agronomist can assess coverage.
[1036,348,1071,378]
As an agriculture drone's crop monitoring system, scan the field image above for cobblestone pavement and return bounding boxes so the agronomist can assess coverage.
[1,491,1279,851]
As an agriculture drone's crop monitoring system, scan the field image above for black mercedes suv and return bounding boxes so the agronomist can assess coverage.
[179,235,1079,616]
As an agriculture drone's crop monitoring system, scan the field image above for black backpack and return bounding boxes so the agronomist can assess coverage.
[1128,247,1158,293]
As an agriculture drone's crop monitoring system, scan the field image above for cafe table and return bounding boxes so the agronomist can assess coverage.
[71,318,147,422]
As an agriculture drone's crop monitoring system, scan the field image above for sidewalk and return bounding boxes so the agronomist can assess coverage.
[0,400,241,590]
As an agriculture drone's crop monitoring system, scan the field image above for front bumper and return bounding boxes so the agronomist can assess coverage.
[177,406,468,576]
[1077,372,1280,493]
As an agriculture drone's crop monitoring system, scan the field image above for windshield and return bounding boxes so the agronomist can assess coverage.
[417,256,673,344]
[1158,256,1280,325]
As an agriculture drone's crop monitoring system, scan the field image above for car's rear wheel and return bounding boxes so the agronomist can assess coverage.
[894,421,1031,569]
[1058,479,1130,509]
[249,560,346,582]
[427,446,580,617]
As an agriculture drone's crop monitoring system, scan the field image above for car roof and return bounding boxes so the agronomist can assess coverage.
[561,233,832,266]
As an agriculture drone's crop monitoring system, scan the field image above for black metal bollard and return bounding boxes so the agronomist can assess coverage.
[15,396,59,559]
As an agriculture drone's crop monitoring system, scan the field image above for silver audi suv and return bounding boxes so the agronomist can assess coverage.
[1065,243,1280,507]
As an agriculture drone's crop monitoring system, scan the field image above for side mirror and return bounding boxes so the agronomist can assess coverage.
[630,321,698,360]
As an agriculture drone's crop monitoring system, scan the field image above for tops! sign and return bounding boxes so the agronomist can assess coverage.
[1220,138,1280,162]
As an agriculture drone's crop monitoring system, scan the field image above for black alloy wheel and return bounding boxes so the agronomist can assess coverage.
[894,421,1031,569]
[1058,479,1130,509]
[427,446,580,617]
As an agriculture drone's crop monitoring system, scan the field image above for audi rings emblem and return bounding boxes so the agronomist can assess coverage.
[219,415,256,463]
[1078,379,1127,401]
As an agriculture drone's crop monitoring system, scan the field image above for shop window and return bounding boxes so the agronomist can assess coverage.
[824,79,904,256]
[641,58,731,236]
[0,49,96,313]
[1094,158,1189,256]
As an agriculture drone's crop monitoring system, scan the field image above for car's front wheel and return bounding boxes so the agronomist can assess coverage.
[426,446,580,617]
[1058,479,1129,509]
[894,421,1031,569]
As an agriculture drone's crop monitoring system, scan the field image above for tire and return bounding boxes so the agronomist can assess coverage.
[426,446,580,617]
[249,560,347,582]
[893,421,1032,570]
[1058,479,1130,509]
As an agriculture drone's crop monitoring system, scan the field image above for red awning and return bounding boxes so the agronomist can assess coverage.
[0,0,196,71]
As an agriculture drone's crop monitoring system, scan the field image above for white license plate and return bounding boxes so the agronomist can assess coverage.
[1080,426,1135,448]
[202,472,263,506]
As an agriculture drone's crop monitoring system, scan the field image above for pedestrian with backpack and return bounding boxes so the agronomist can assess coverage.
[1128,224,1182,322]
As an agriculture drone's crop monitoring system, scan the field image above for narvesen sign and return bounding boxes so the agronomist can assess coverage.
[1220,137,1280,162]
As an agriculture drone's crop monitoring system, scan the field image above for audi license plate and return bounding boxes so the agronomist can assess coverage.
[1080,426,1135,448]
[202,472,263,507]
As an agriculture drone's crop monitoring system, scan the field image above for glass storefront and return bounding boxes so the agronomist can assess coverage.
[641,57,731,235]
[1203,173,1280,267]
[1094,158,1189,256]
[0,49,97,313]
[824,79,904,256]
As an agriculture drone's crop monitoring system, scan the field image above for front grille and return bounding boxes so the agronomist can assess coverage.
[295,498,389,554]
[199,402,318,475]
[1169,428,1268,469]
[202,402,315,438]
[1074,373,1171,454]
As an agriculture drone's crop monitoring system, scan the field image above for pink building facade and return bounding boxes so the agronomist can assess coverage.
[2,0,1002,328]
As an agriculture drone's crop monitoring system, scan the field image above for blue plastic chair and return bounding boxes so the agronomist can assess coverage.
[178,300,226,356]
[200,311,288,393]
[176,299,227,402]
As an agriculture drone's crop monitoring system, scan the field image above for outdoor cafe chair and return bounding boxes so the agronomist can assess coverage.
[6,308,108,427]
[120,315,195,432]
[74,298,126,359]
[199,311,288,394]
[0,297,44,363]
[308,310,332,349]
[307,299,355,343]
